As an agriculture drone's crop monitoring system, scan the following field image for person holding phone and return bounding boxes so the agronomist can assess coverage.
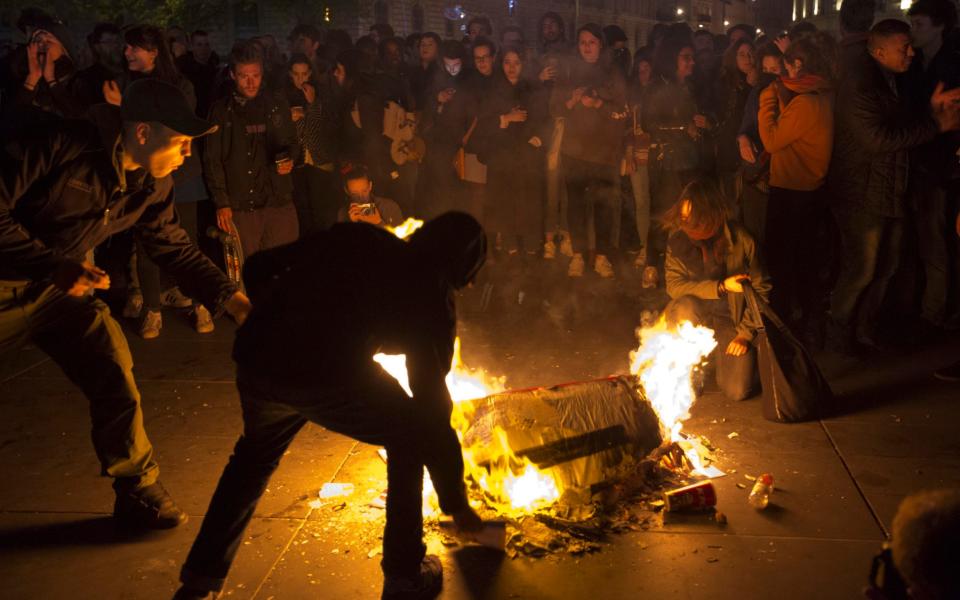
[336,164,404,228]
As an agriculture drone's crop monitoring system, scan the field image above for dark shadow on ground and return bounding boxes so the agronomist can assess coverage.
[0,516,174,550]
[450,546,505,600]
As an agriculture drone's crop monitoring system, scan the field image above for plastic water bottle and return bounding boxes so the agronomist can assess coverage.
[748,473,774,509]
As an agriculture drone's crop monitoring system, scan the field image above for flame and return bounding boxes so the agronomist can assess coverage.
[629,316,717,473]
[387,217,424,239]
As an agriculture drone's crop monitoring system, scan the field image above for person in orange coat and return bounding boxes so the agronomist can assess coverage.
[757,32,837,339]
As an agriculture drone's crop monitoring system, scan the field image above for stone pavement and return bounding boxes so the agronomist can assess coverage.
[1,285,959,600]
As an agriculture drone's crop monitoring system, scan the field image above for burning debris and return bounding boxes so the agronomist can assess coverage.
[371,314,726,557]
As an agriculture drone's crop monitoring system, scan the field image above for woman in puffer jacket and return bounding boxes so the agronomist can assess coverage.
[757,32,837,338]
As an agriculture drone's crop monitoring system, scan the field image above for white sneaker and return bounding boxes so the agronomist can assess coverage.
[544,240,557,260]
[594,254,614,279]
[192,305,214,334]
[160,287,192,309]
[634,248,647,269]
[139,310,162,339]
[642,265,660,289]
[568,253,584,277]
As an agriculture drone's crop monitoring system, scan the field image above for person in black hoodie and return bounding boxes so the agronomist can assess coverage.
[175,212,486,600]
[477,46,551,256]
[414,41,475,219]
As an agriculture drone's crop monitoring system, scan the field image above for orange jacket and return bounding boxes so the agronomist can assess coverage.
[758,78,834,191]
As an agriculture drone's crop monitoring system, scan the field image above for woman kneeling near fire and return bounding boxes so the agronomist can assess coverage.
[663,178,771,401]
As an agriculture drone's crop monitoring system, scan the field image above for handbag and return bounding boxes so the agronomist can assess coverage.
[454,117,486,183]
[743,282,833,423]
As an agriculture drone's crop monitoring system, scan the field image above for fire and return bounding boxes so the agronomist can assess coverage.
[629,316,717,473]
[387,217,424,239]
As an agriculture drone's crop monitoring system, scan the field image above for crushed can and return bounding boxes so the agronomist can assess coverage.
[663,481,717,512]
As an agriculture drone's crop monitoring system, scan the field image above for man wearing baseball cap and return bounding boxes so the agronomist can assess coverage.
[0,78,252,529]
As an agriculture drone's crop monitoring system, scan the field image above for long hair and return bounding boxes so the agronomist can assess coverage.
[720,38,755,88]
[124,24,180,85]
[652,35,693,82]
[662,178,730,261]
[784,31,839,82]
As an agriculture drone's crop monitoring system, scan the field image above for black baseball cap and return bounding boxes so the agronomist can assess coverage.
[121,79,218,137]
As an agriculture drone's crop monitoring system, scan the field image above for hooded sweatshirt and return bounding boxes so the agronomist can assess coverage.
[758,75,834,191]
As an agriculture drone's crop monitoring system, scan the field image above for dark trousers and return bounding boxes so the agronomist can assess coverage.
[741,183,768,248]
[564,156,618,257]
[666,295,758,401]
[486,147,543,253]
[912,176,960,325]
[830,209,904,337]
[292,166,339,235]
[414,145,463,220]
[137,202,199,310]
[764,187,827,329]
[232,204,300,259]
[180,368,469,593]
[0,283,158,490]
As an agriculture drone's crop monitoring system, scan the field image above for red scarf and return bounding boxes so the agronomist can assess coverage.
[776,74,830,106]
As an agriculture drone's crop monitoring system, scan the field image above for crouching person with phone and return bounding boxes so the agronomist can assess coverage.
[337,163,404,228]
[204,40,300,258]
[662,179,771,401]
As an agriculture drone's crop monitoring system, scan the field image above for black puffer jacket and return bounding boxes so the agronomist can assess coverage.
[830,57,940,217]
[0,118,236,309]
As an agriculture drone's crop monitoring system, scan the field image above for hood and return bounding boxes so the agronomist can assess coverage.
[407,212,487,289]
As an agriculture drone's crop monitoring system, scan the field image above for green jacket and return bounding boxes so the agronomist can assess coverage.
[665,221,771,341]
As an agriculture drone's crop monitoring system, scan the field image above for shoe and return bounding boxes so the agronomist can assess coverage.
[543,240,557,260]
[161,287,193,309]
[114,481,188,529]
[558,232,574,258]
[933,361,960,382]
[382,555,443,600]
[594,254,614,278]
[123,292,143,319]
[139,310,162,339]
[567,253,584,277]
[172,587,217,599]
[191,305,214,334]
[633,248,647,269]
[641,266,659,289]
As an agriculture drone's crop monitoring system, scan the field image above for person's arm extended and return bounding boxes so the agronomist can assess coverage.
[0,125,88,280]
[664,239,722,300]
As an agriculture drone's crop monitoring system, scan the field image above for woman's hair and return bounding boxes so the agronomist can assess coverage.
[497,45,525,78]
[783,31,839,81]
[287,52,311,71]
[756,41,783,68]
[720,38,755,87]
[335,48,359,83]
[124,24,180,84]
[652,34,693,82]
[662,178,729,238]
[629,47,653,83]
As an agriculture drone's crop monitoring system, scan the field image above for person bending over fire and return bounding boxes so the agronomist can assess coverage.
[662,178,771,401]
[175,212,486,600]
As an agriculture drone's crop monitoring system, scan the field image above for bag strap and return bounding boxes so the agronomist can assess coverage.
[462,116,478,146]
[743,281,793,338]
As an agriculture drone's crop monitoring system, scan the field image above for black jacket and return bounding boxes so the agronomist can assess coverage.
[830,58,939,217]
[204,90,299,211]
[0,118,236,310]
[476,76,551,165]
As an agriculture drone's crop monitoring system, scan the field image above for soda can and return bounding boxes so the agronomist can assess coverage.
[662,481,717,512]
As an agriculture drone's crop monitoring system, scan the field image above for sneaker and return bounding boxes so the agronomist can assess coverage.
[161,287,193,309]
[558,232,574,258]
[382,555,443,600]
[543,240,557,260]
[594,254,614,279]
[192,305,214,334]
[934,360,960,382]
[139,310,162,339]
[123,292,143,319]
[633,248,647,269]
[641,266,659,289]
[114,481,188,529]
[567,253,584,277]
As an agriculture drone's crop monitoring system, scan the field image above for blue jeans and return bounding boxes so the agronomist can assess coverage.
[180,367,469,592]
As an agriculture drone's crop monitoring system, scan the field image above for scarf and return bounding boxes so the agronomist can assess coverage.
[776,74,830,106]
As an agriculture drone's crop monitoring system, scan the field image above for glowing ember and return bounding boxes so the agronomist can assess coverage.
[629,317,717,473]
[387,217,424,239]
[503,463,560,510]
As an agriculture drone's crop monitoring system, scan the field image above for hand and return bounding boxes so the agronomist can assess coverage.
[103,80,121,106]
[223,291,252,325]
[348,203,383,225]
[26,39,43,83]
[291,106,305,122]
[52,261,110,297]
[930,82,960,132]
[738,135,757,164]
[276,158,294,175]
[438,88,456,104]
[216,207,234,232]
[581,94,603,108]
[504,106,528,123]
[726,336,750,357]
[539,65,557,82]
[528,136,542,148]
[302,82,316,104]
[686,123,701,140]
[569,86,587,104]
[39,32,63,82]
[722,274,751,294]
[774,35,790,54]
[451,505,484,535]
[693,114,710,129]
